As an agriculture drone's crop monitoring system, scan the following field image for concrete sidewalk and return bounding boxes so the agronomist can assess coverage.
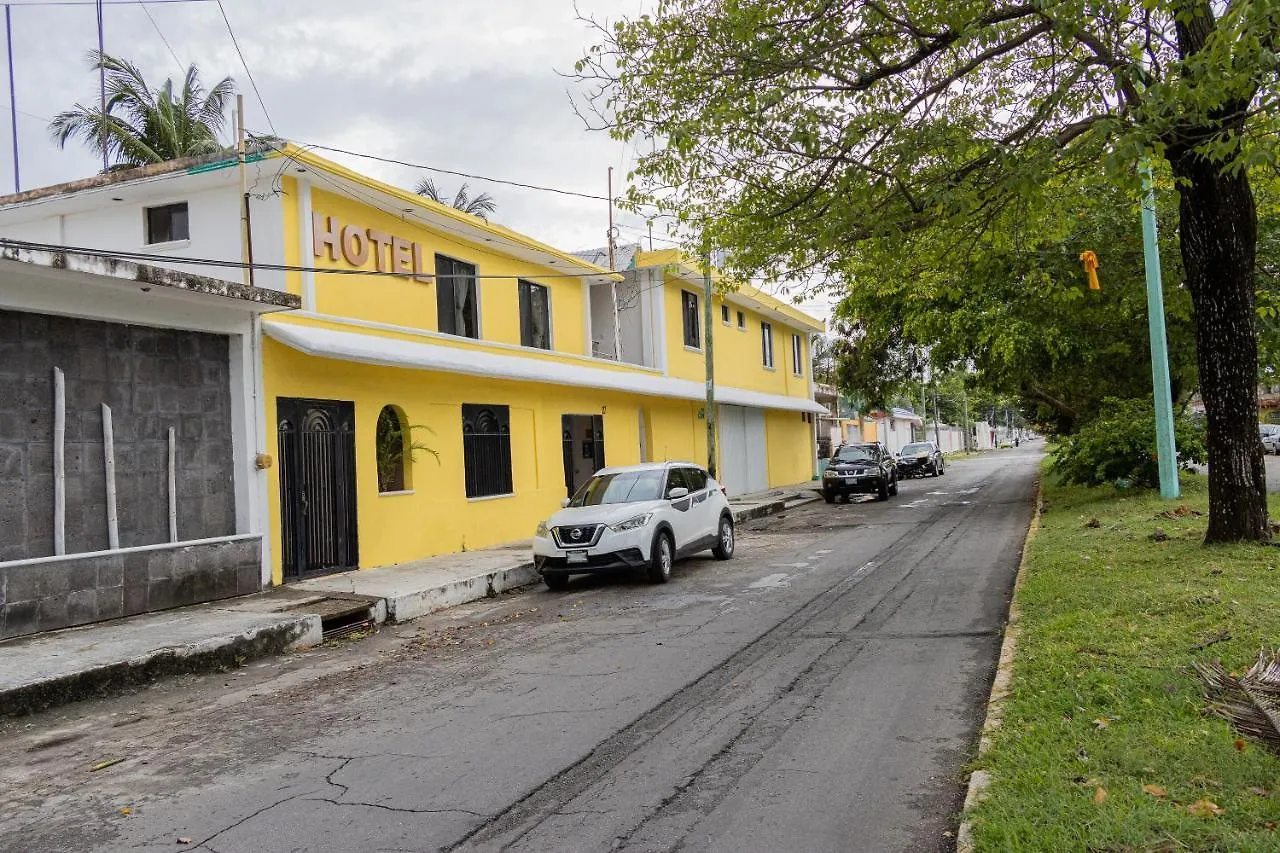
[0,482,819,716]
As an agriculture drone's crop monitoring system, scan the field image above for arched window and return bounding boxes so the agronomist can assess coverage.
[376,405,410,493]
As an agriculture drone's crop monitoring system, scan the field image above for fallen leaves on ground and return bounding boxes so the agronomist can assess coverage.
[1142,784,1168,798]
[1185,799,1224,819]
[1094,786,1109,805]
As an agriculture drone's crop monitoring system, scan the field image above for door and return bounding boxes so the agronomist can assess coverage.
[662,466,697,549]
[277,398,358,581]
[718,405,768,496]
[562,414,606,498]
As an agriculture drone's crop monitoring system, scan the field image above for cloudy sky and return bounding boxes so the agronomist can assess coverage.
[2,0,831,319]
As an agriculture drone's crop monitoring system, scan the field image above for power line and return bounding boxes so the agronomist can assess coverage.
[214,0,274,136]
[135,0,184,75]
[268,136,659,207]
[2,0,211,5]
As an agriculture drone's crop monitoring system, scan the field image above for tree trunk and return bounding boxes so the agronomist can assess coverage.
[1171,154,1269,543]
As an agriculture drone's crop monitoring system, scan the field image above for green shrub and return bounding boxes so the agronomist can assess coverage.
[1050,397,1206,488]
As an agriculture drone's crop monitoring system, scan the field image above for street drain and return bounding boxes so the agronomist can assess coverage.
[293,597,377,640]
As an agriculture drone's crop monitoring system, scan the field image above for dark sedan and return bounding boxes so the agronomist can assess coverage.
[822,443,899,502]
[895,441,945,478]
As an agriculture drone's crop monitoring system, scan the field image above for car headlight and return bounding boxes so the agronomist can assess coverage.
[609,513,652,532]
[535,520,549,537]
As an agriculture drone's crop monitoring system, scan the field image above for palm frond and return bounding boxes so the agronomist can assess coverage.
[414,176,442,201]
[1196,650,1280,755]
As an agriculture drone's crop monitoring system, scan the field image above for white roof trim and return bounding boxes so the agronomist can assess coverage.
[264,322,828,415]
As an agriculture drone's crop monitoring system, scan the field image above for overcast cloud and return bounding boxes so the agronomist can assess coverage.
[3,0,830,319]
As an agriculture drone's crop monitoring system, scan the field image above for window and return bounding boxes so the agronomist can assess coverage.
[462,404,512,498]
[736,310,745,329]
[791,334,803,375]
[436,255,479,339]
[569,470,664,506]
[682,291,700,348]
[761,322,774,368]
[683,467,708,492]
[144,202,189,244]
[518,280,551,349]
[664,466,690,497]
[376,405,410,493]
[721,304,730,325]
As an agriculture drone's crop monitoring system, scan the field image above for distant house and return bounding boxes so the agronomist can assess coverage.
[865,407,924,454]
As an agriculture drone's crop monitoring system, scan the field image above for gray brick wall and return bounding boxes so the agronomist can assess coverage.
[0,537,262,640]
[0,309,235,561]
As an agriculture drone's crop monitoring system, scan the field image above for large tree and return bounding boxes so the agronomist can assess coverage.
[50,51,235,169]
[579,0,1280,542]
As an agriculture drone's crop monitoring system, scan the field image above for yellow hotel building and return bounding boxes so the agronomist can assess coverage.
[0,145,825,585]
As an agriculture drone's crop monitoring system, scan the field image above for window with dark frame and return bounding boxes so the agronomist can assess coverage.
[436,254,479,339]
[375,405,408,493]
[736,310,745,329]
[144,202,189,244]
[792,334,803,375]
[682,290,700,349]
[461,404,513,498]
[518,280,551,349]
[761,321,774,368]
[721,304,730,324]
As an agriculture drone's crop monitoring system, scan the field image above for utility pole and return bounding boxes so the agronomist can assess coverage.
[4,5,17,192]
[961,388,972,452]
[932,385,942,448]
[236,94,252,286]
[606,166,622,360]
[1140,159,1180,499]
[703,246,717,479]
[95,0,106,172]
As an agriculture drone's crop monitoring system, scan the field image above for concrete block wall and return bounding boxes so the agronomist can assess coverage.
[0,537,261,640]
[0,308,236,561]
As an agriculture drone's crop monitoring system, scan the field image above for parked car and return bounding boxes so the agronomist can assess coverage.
[1261,424,1280,455]
[821,442,899,503]
[533,462,734,589]
[895,441,945,478]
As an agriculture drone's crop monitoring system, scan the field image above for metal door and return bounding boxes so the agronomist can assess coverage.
[277,398,358,580]
[718,405,768,496]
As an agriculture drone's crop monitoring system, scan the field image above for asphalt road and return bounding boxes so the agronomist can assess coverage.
[0,447,1042,853]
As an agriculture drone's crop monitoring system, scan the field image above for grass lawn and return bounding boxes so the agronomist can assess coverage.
[970,471,1280,852]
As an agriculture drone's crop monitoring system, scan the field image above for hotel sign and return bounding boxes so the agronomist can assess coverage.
[312,212,431,281]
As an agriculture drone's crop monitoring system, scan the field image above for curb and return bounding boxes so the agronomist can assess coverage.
[0,613,319,717]
[955,478,1044,853]
[385,563,539,623]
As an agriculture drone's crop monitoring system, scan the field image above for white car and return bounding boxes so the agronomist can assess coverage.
[533,462,735,589]
[1261,425,1280,455]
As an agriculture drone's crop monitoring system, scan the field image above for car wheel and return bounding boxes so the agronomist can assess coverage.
[930,461,940,477]
[889,474,899,496]
[543,573,569,591]
[712,515,735,560]
[823,488,836,504]
[876,478,890,501]
[647,530,674,584]
[939,461,945,475]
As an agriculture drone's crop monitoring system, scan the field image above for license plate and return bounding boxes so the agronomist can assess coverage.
[844,476,860,483]
[566,550,588,565]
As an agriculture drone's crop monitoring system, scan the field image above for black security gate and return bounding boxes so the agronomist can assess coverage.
[562,414,606,498]
[277,398,358,580]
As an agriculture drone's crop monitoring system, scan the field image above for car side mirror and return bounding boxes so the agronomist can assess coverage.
[667,486,689,500]
[561,498,571,508]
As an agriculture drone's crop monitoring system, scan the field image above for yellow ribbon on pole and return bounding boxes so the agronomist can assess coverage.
[1079,250,1100,291]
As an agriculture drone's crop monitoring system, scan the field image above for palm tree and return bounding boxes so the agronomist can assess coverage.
[50,51,235,170]
[413,177,497,220]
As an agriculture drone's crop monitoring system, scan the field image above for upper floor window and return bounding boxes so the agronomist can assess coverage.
[518,280,551,349]
[436,255,479,339]
[144,202,188,244]
[461,403,513,498]
[682,290,700,349]
[791,334,803,375]
[736,310,745,329]
[761,321,774,368]
[721,304,730,325]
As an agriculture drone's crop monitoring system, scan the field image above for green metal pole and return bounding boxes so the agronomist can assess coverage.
[1140,160,1180,499]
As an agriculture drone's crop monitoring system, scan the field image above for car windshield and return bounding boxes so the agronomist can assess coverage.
[570,470,665,507]
[834,445,875,463]
[901,443,932,454]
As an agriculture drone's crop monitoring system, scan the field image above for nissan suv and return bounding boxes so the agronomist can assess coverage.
[822,442,899,502]
[533,462,735,589]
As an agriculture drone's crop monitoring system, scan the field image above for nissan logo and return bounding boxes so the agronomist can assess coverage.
[570,528,583,540]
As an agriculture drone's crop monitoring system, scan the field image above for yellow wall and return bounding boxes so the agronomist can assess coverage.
[263,339,714,581]
[765,409,815,486]
[287,183,589,357]
[662,273,811,399]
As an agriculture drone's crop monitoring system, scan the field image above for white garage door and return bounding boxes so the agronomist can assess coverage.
[718,405,768,496]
